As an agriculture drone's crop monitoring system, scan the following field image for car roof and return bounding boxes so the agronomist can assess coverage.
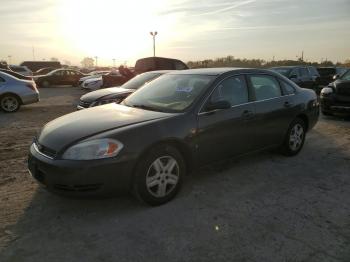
[145,70,175,74]
[167,67,273,76]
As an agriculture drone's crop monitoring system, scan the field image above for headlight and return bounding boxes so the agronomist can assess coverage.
[320,87,333,96]
[87,81,99,86]
[62,138,123,160]
[90,98,122,107]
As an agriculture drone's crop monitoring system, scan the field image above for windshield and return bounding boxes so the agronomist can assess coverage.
[121,72,162,90]
[123,74,214,113]
[340,70,350,81]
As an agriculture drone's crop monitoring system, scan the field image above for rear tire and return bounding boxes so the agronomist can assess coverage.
[281,117,306,156]
[133,145,185,206]
[322,110,333,116]
[0,94,21,113]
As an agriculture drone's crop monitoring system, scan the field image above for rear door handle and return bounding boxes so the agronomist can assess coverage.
[242,110,254,119]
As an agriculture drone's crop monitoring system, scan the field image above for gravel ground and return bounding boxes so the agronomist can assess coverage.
[0,87,349,262]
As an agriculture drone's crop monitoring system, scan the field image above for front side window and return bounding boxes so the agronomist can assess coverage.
[209,75,248,106]
[124,74,214,112]
[280,80,296,95]
[249,75,282,101]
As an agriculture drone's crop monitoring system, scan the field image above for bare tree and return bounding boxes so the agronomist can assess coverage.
[81,57,94,68]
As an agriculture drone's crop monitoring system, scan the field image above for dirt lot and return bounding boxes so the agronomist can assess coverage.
[0,87,350,262]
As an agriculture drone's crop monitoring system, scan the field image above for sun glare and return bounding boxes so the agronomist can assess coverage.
[57,0,177,65]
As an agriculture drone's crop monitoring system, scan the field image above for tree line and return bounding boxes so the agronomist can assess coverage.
[187,56,350,69]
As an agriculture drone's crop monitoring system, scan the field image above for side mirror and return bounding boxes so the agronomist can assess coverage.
[206,100,231,111]
[333,74,340,80]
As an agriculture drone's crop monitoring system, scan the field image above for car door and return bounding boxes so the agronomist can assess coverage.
[50,70,63,85]
[247,74,297,149]
[197,75,256,164]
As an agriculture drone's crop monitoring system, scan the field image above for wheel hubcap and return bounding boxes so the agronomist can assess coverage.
[1,97,18,112]
[146,156,179,198]
[289,124,304,151]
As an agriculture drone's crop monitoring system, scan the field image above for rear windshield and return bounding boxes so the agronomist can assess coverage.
[317,68,336,76]
[270,68,291,77]
[0,69,31,80]
[10,66,26,72]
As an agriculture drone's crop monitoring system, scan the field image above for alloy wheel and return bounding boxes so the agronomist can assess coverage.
[146,156,180,198]
[289,123,304,151]
[1,96,19,112]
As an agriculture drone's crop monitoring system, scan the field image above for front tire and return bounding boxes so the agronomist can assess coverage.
[41,80,50,88]
[281,118,306,156]
[133,145,185,206]
[0,94,21,113]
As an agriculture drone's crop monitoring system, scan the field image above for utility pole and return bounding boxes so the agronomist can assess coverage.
[112,58,116,67]
[150,31,158,57]
[32,46,36,60]
[301,51,304,62]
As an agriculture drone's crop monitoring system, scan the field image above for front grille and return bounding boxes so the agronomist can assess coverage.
[54,184,101,192]
[79,100,91,108]
[336,87,350,96]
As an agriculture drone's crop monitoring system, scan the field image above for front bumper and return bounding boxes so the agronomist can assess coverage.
[320,96,350,114]
[28,143,136,197]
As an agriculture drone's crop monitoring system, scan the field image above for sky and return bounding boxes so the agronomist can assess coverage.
[0,0,349,66]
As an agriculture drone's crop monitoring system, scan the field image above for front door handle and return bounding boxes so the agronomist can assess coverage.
[284,101,293,108]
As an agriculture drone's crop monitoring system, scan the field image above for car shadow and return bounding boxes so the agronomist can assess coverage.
[1,126,350,261]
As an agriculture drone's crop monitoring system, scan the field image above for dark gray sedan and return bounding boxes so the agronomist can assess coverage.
[28,68,319,205]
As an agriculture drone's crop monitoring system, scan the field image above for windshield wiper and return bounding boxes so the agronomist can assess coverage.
[130,104,166,112]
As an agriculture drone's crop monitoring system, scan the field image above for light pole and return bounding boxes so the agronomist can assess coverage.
[94,56,98,67]
[112,58,116,67]
[8,55,12,64]
[150,31,158,57]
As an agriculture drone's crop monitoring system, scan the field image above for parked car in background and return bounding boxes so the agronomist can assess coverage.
[29,68,318,205]
[320,69,350,115]
[34,69,86,87]
[134,57,188,74]
[77,70,173,109]
[81,77,104,91]
[78,71,110,87]
[9,65,33,76]
[270,66,319,90]
[317,67,348,86]
[0,69,33,80]
[20,61,61,72]
[0,71,39,112]
[34,67,56,76]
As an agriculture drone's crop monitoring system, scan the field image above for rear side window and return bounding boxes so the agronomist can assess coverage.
[299,68,309,77]
[249,75,282,101]
[175,61,187,70]
[210,75,248,106]
[156,59,174,69]
[280,80,296,95]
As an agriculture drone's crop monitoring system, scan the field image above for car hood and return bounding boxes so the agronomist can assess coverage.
[84,76,102,83]
[329,79,350,88]
[80,87,131,102]
[38,103,173,152]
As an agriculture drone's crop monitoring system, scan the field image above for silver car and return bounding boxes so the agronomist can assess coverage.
[0,71,39,112]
